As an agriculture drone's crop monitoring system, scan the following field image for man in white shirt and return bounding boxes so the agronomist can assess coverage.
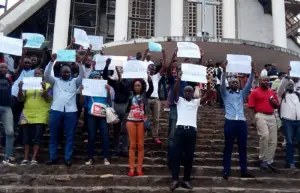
[260,64,272,77]
[169,72,211,191]
[147,50,167,144]
[277,73,300,169]
[44,54,84,166]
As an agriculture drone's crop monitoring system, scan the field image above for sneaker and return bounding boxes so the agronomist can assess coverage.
[259,161,269,170]
[31,160,38,165]
[85,159,93,165]
[20,160,30,166]
[104,158,110,166]
[268,163,279,172]
[3,157,16,166]
[164,108,170,112]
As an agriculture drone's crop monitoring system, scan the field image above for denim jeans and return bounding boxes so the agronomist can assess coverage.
[48,110,77,161]
[282,119,300,165]
[223,119,248,175]
[87,114,109,159]
[0,106,14,158]
[167,105,177,168]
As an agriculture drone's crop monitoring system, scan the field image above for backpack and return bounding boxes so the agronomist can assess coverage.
[278,91,300,118]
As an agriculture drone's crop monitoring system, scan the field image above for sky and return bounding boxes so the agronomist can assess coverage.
[0,0,18,15]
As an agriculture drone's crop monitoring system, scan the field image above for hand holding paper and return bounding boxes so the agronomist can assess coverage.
[290,61,300,78]
[22,77,43,90]
[148,42,162,52]
[82,79,108,97]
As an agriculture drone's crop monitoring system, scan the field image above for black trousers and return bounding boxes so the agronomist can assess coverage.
[170,126,197,182]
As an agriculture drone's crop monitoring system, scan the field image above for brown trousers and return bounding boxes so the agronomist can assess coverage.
[148,98,161,138]
[126,121,144,172]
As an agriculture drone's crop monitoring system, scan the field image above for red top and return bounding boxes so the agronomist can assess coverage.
[248,87,279,113]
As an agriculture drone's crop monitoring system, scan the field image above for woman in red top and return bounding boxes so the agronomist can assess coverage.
[126,77,153,177]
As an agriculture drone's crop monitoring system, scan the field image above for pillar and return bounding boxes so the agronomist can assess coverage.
[170,0,184,36]
[52,0,71,53]
[154,0,171,37]
[222,0,236,39]
[272,0,287,48]
[114,0,129,41]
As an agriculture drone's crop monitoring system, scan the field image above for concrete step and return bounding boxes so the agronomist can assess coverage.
[0,185,299,193]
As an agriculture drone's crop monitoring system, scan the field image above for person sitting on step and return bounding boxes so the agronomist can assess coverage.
[220,60,255,180]
[169,71,211,191]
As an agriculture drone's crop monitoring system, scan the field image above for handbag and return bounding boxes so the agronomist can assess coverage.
[90,97,106,117]
[106,106,120,124]
[134,96,151,132]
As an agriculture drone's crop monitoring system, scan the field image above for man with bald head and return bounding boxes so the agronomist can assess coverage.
[0,62,15,166]
[219,61,255,180]
[277,68,300,169]
[249,75,279,172]
[169,71,211,191]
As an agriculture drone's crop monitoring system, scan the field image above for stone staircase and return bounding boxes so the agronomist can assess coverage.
[0,105,299,192]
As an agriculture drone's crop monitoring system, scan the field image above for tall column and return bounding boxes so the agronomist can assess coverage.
[222,0,236,39]
[114,0,129,41]
[52,0,71,53]
[155,0,171,37]
[170,0,184,36]
[272,0,287,48]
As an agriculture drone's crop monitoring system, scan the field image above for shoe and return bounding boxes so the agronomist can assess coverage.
[3,157,16,166]
[128,171,135,177]
[104,158,110,166]
[155,138,162,144]
[164,108,170,112]
[181,181,193,190]
[85,159,93,165]
[268,163,279,172]
[287,164,296,169]
[169,180,179,191]
[45,160,57,166]
[259,161,269,170]
[241,172,255,178]
[20,160,30,166]
[223,173,230,180]
[30,160,38,165]
[136,171,144,176]
[65,160,72,167]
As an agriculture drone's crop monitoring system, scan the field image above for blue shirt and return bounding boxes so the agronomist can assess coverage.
[168,76,188,106]
[220,73,254,121]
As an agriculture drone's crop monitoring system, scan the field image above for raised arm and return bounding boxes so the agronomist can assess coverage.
[277,65,291,98]
[66,37,75,50]
[174,71,181,103]
[158,49,167,76]
[103,58,117,89]
[241,62,255,101]
[17,81,25,101]
[44,54,57,86]
[14,47,27,80]
[200,78,212,105]
[82,45,92,64]
[75,63,84,87]
[142,49,149,61]
[220,61,227,99]
[167,48,178,76]
[146,76,154,98]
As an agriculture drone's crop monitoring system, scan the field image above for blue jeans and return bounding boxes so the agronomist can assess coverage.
[87,114,109,159]
[0,106,14,158]
[282,119,300,165]
[223,119,248,175]
[48,110,77,161]
[167,105,177,169]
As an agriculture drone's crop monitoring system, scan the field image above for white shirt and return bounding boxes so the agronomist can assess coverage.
[11,69,35,97]
[44,62,83,112]
[280,92,300,121]
[150,73,162,98]
[260,69,268,77]
[176,97,200,128]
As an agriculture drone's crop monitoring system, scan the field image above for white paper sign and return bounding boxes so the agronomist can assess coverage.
[109,56,128,67]
[94,55,114,70]
[74,28,90,48]
[87,36,103,50]
[22,77,42,90]
[122,60,148,79]
[290,61,300,78]
[181,63,207,83]
[82,79,107,97]
[177,42,200,58]
[226,54,252,74]
[0,36,23,56]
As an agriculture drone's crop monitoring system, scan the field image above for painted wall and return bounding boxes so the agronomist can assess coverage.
[236,0,300,53]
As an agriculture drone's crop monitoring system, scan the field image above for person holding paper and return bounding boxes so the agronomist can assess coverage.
[17,68,52,165]
[126,76,154,177]
[0,63,16,166]
[146,49,167,144]
[169,72,211,191]
[103,58,130,157]
[276,67,300,169]
[220,61,255,180]
[248,76,279,172]
[79,71,113,166]
[44,54,84,166]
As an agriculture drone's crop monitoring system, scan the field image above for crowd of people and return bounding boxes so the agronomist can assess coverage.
[0,38,299,191]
